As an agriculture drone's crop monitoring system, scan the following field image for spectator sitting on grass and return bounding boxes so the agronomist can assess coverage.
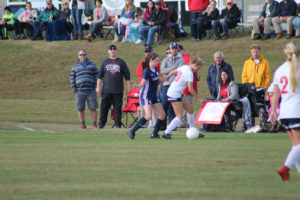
[84,0,108,42]
[31,0,58,40]
[14,2,38,40]
[0,6,15,40]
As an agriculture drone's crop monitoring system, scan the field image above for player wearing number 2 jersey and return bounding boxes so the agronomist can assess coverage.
[270,42,300,181]
[161,56,204,139]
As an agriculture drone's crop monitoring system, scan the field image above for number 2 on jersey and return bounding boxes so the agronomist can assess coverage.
[280,76,288,94]
[174,71,182,82]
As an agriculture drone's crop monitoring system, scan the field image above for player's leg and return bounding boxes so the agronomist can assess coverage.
[182,96,195,128]
[127,104,152,139]
[151,103,166,138]
[163,101,183,139]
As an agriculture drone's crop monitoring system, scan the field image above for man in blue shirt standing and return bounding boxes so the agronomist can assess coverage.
[70,49,99,129]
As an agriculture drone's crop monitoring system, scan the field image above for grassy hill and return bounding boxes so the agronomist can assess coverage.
[0,37,296,125]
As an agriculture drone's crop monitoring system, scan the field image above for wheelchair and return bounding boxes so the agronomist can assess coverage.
[225,83,270,132]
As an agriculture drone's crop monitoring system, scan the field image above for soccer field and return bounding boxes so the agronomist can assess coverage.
[0,127,299,200]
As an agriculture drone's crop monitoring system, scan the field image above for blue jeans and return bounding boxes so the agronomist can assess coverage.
[293,17,300,36]
[33,21,48,37]
[161,85,175,124]
[212,19,234,36]
[114,22,126,38]
[190,12,201,39]
[71,9,83,35]
[139,25,158,45]
[90,22,102,35]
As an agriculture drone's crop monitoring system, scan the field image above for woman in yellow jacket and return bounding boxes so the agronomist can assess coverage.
[241,44,271,90]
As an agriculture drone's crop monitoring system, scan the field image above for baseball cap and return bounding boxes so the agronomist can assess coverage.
[144,46,153,52]
[178,44,184,50]
[226,0,233,4]
[109,44,117,50]
[169,42,179,49]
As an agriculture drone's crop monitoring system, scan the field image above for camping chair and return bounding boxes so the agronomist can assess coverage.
[121,88,140,128]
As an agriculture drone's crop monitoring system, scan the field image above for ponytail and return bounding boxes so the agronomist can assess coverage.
[284,42,300,92]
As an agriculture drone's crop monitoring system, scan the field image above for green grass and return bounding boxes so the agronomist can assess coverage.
[1,35,300,199]
[0,130,299,200]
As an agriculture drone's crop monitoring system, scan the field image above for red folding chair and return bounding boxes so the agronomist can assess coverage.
[121,89,140,128]
[111,89,140,128]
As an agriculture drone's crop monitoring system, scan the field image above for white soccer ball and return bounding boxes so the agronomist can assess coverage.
[186,128,199,139]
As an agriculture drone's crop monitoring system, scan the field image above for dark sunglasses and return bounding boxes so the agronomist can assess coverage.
[227,3,232,5]
[145,50,152,53]
[79,54,86,56]
[109,48,117,51]
[166,52,171,54]
[63,3,68,5]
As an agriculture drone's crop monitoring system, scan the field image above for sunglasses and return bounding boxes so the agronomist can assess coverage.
[109,48,117,51]
[78,54,86,56]
[63,3,68,5]
[145,50,152,53]
[227,3,232,5]
[166,52,171,54]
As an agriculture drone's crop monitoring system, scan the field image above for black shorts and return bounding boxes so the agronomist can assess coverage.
[167,95,183,102]
[281,118,300,131]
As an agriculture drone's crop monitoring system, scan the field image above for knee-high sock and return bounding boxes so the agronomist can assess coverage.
[295,161,300,173]
[152,119,163,136]
[284,145,300,169]
[187,113,195,128]
[165,117,181,134]
[131,117,147,133]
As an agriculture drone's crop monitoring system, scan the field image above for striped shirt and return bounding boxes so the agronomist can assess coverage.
[70,59,98,93]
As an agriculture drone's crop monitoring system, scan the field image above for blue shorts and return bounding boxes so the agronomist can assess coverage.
[281,118,300,131]
[167,95,183,102]
[75,90,98,111]
[140,96,160,106]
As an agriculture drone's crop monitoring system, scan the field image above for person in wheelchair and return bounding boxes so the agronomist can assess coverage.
[215,69,240,131]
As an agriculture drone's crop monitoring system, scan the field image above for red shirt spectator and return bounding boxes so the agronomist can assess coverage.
[188,0,209,12]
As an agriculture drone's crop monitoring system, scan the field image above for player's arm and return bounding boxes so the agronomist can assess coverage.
[188,82,203,102]
[166,69,178,80]
[270,84,280,125]
[96,79,102,94]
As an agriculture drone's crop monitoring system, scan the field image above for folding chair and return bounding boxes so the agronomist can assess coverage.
[121,89,140,128]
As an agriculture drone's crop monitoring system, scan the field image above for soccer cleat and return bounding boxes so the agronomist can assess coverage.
[80,124,86,129]
[150,134,160,139]
[92,124,98,128]
[277,165,290,181]
[127,130,135,139]
[162,133,172,139]
[198,133,205,138]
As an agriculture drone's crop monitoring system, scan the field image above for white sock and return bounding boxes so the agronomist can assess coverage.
[295,161,300,173]
[284,145,300,169]
[187,113,195,128]
[165,117,181,134]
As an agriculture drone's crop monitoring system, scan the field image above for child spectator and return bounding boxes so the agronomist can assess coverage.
[0,6,15,40]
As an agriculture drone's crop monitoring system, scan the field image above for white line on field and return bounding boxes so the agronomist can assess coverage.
[18,125,35,131]
[42,130,56,133]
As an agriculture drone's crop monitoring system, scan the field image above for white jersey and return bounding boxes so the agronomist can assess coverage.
[273,61,300,119]
[167,65,193,98]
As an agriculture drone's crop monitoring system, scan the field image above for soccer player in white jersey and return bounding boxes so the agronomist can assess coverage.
[270,42,300,181]
[161,56,204,139]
